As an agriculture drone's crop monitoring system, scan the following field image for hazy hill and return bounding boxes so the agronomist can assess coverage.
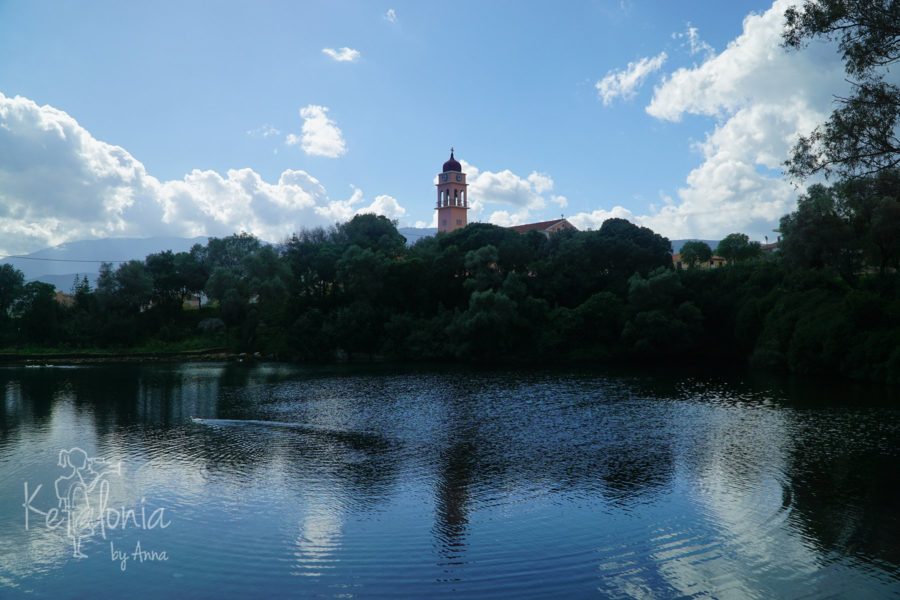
[398,227,438,244]
[0,236,207,290]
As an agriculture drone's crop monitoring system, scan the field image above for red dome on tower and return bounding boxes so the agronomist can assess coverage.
[442,149,462,172]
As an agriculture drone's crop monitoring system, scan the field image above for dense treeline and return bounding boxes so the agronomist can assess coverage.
[0,171,898,383]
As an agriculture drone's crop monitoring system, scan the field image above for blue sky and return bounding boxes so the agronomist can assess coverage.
[0,0,848,254]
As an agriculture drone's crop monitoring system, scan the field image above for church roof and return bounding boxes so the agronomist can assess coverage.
[442,149,462,173]
[509,218,576,234]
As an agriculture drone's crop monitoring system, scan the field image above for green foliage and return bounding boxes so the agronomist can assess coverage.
[623,268,703,357]
[1,210,897,383]
[334,214,407,255]
[716,233,762,263]
[783,0,900,178]
[0,263,24,318]
[780,171,900,280]
[679,240,713,267]
[14,281,60,343]
[463,245,502,293]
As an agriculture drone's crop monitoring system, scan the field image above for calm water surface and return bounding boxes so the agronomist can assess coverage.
[0,363,897,598]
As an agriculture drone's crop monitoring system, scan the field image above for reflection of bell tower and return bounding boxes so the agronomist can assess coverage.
[436,148,469,233]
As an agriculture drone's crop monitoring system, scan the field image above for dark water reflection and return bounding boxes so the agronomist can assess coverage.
[0,363,898,598]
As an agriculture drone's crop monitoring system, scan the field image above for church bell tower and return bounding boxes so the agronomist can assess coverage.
[436,148,468,233]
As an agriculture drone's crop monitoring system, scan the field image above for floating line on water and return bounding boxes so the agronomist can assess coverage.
[189,417,396,448]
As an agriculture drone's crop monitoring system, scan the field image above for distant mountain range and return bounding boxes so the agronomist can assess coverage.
[398,227,438,244]
[1,231,721,291]
[0,236,207,291]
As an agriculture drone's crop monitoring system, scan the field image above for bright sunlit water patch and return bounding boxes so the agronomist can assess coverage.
[0,363,897,598]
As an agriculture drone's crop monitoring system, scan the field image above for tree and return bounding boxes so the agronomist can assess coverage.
[783,0,900,178]
[716,233,762,263]
[175,248,208,308]
[114,260,154,314]
[0,264,24,318]
[780,172,900,276]
[205,233,262,272]
[679,241,713,267]
[779,185,857,277]
[145,250,182,307]
[14,281,59,343]
[833,170,900,273]
[463,245,502,293]
[596,219,673,278]
[333,214,406,255]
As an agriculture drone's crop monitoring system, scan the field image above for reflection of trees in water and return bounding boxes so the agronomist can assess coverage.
[434,439,475,563]
[8,362,898,581]
[190,422,401,509]
[788,444,900,566]
[0,368,65,423]
[427,381,678,567]
[596,442,674,503]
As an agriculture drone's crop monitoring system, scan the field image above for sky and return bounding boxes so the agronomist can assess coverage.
[0,0,850,255]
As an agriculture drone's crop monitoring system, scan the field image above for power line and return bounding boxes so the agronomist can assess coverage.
[0,255,130,264]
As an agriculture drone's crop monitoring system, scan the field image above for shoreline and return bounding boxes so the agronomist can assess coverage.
[0,348,240,364]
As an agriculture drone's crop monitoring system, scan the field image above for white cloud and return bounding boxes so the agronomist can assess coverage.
[635,0,848,239]
[672,23,714,59]
[459,160,554,225]
[0,93,402,254]
[527,172,554,194]
[596,52,668,106]
[313,186,406,223]
[384,9,397,23]
[366,194,406,219]
[246,124,281,138]
[568,206,635,231]
[321,47,361,63]
[286,104,347,158]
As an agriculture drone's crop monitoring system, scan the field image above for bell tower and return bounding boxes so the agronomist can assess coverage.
[436,148,468,233]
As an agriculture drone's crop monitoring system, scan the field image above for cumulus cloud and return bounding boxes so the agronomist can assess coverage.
[568,205,636,231]
[551,195,568,208]
[457,160,556,225]
[321,47,361,63]
[313,186,405,222]
[286,104,347,158]
[0,92,401,255]
[596,52,668,106]
[384,9,397,23]
[366,194,406,219]
[634,0,847,239]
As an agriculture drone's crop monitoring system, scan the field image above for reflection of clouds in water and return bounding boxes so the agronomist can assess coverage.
[292,494,344,578]
[3,380,22,418]
[0,399,100,582]
[2,365,897,597]
[598,404,820,598]
[664,407,811,596]
[0,391,201,586]
[601,404,822,598]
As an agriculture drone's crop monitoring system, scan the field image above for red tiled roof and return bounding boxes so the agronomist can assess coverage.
[509,219,572,234]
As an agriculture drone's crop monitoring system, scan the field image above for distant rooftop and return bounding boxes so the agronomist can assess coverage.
[509,218,577,235]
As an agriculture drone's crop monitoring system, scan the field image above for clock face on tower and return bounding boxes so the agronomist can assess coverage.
[456,174,462,182]
[441,174,448,182]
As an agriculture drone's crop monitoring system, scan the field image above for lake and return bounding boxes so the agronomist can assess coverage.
[0,363,897,598]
